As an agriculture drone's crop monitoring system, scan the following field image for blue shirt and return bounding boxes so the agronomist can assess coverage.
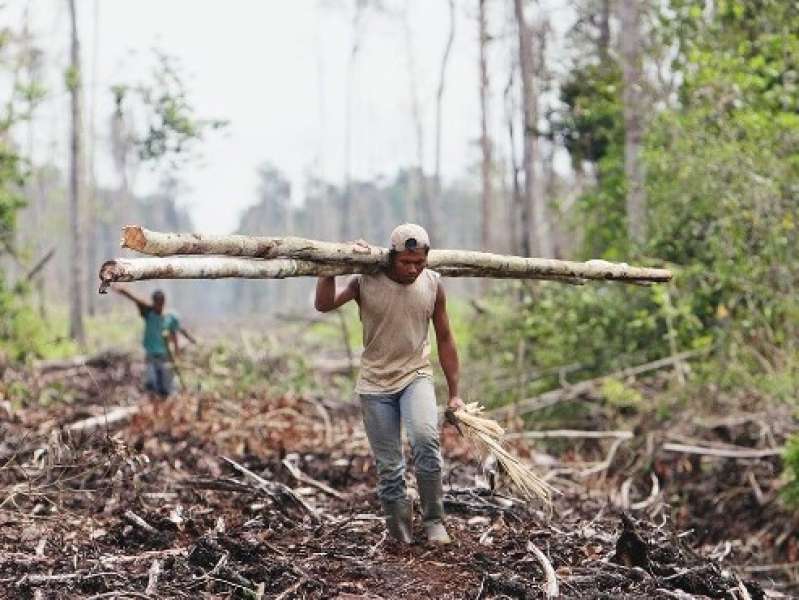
[142,310,179,358]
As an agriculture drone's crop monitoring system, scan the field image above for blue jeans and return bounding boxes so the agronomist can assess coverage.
[145,356,174,397]
[360,376,442,502]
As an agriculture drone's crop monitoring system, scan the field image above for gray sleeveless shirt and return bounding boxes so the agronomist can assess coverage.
[355,269,440,394]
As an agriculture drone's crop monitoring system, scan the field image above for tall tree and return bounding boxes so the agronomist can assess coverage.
[434,0,455,247]
[342,0,366,241]
[620,0,646,245]
[503,55,522,256]
[478,0,493,251]
[86,0,100,316]
[513,0,536,256]
[67,0,85,343]
[598,0,611,62]
[533,17,556,257]
[402,6,425,229]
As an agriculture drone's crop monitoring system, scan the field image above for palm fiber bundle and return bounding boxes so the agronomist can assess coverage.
[448,402,556,504]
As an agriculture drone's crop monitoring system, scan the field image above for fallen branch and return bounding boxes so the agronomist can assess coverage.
[145,559,161,596]
[527,540,559,598]
[661,443,783,459]
[66,406,140,433]
[123,510,159,536]
[282,456,346,500]
[222,456,321,523]
[506,429,634,441]
[490,350,703,420]
[34,350,129,373]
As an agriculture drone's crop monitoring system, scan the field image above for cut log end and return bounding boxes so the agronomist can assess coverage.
[121,225,146,252]
[98,260,127,294]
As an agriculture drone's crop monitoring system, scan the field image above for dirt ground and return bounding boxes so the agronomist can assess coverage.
[0,353,796,599]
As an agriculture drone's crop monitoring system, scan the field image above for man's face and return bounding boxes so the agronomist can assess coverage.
[391,249,428,284]
[153,295,165,314]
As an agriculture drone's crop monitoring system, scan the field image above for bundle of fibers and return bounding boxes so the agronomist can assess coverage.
[448,402,556,505]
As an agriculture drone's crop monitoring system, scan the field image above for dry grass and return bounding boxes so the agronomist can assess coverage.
[449,402,556,505]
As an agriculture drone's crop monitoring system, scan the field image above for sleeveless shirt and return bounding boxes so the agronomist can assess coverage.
[355,269,440,394]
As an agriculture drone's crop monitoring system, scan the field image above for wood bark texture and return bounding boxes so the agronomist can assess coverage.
[621,0,646,244]
[68,0,85,343]
[102,227,672,288]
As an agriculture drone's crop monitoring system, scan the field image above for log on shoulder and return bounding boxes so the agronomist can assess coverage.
[98,255,669,290]
[98,257,377,292]
[111,226,672,285]
[122,225,388,263]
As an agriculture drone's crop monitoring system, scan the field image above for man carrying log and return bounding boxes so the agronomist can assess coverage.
[112,285,180,398]
[314,224,464,545]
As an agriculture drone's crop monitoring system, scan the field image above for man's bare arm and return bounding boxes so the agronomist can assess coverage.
[179,327,197,345]
[432,282,463,408]
[315,276,360,312]
[169,330,180,358]
[112,284,151,314]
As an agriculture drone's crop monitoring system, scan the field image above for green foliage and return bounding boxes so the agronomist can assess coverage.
[553,62,623,167]
[552,61,629,259]
[474,0,798,422]
[781,434,799,508]
[601,377,643,410]
[112,50,228,171]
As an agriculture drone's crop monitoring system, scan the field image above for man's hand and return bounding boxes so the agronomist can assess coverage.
[349,239,372,254]
[448,396,465,410]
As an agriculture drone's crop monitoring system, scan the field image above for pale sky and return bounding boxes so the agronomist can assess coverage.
[7,0,574,234]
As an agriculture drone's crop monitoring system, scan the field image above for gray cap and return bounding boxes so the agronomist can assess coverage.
[389,223,430,252]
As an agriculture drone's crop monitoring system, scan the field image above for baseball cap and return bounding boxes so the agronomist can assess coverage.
[389,223,430,252]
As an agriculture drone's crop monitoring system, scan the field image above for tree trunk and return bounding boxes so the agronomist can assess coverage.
[479,0,493,252]
[599,0,611,62]
[434,0,455,247]
[403,7,432,238]
[504,45,523,257]
[86,0,100,316]
[67,0,85,344]
[342,2,365,241]
[620,0,646,245]
[514,0,537,257]
[532,18,554,258]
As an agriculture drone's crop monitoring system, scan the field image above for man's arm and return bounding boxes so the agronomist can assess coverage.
[314,276,360,312]
[432,282,464,409]
[111,284,152,316]
[179,327,197,345]
[168,330,179,358]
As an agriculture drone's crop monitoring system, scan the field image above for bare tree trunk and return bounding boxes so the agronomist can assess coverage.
[21,5,46,317]
[514,0,536,257]
[531,19,555,257]
[67,0,85,344]
[342,1,365,241]
[504,38,523,257]
[599,0,611,62]
[620,0,646,245]
[86,0,99,316]
[478,0,493,252]
[402,8,426,230]
[434,0,455,247]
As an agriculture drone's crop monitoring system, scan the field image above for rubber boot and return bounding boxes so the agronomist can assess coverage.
[381,498,413,543]
[417,474,451,544]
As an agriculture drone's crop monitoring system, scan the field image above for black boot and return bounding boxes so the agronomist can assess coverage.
[417,474,451,544]
[381,497,413,543]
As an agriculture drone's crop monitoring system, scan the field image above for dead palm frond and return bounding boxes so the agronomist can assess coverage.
[447,402,556,505]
